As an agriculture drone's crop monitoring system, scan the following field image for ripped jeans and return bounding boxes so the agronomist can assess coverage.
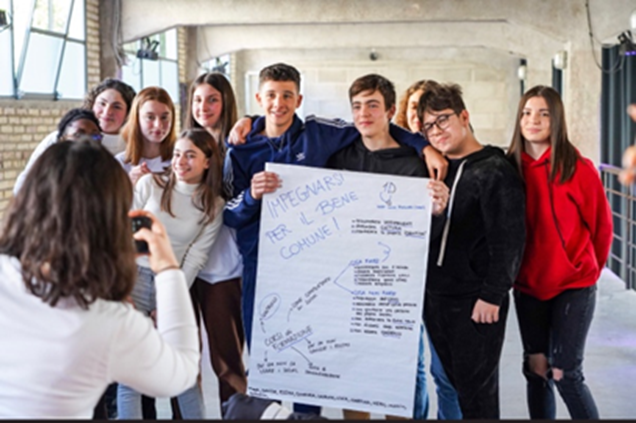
[514,285,599,419]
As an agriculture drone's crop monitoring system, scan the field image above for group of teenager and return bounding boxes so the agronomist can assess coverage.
[0,60,612,420]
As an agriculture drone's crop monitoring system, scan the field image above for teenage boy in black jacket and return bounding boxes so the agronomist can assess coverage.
[327,74,449,419]
[417,82,525,419]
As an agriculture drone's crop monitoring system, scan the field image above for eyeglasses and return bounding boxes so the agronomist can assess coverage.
[90,133,103,143]
[64,132,103,143]
[421,113,455,137]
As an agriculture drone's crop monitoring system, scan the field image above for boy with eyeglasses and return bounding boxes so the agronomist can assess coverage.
[417,82,525,419]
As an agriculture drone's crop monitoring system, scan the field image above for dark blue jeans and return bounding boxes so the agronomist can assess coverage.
[242,260,257,351]
[514,285,599,419]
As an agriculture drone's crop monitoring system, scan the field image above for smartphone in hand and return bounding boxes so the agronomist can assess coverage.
[131,216,152,254]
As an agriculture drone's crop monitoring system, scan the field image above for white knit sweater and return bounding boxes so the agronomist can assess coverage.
[0,256,199,418]
[133,174,224,287]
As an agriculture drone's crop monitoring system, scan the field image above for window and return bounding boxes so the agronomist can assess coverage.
[121,28,179,103]
[0,0,87,99]
[201,54,231,79]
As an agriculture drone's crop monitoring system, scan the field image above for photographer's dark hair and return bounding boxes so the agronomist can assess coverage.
[154,128,223,223]
[56,108,101,142]
[0,141,137,309]
[259,63,301,91]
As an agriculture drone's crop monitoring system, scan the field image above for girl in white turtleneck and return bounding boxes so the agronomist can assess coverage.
[117,128,225,420]
[115,87,176,185]
[13,78,136,194]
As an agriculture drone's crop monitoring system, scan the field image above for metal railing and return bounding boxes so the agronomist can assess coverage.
[600,164,636,290]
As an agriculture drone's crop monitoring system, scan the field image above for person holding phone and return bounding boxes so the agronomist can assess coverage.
[0,140,199,418]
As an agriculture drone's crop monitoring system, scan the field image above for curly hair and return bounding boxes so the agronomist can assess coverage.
[56,108,101,142]
[0,141,137,309]
[82,78,136,116]
[395,80,430,130]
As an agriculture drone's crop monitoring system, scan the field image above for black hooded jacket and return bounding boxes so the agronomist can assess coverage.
[326,137,427,177]
[427,146,525,306]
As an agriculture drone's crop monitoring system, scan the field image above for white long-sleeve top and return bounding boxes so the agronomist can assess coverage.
[196,224,243,284]
[101,133,126,156]
[0,255,200,418]
[13,131,57,194]
[14,132,126,194]
[133,174,224,287]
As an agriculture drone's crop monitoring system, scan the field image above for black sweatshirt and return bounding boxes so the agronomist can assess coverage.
[326,137,427,177]
[427,146,526,306]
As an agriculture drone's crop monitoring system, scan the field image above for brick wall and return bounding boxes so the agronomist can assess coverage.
[175,26,189,130]
[86,0,101,89]
[0,0,101,215]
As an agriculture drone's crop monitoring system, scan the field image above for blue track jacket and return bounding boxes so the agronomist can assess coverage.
[223,113,427,344]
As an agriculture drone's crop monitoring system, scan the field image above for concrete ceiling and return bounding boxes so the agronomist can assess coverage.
[121,0,633,46]
[119,0,635,69]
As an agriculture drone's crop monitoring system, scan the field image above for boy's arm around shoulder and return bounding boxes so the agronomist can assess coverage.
[389,124,447,180]
[304,115,360,159]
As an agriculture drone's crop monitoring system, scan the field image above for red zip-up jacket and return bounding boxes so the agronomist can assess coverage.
[515,148,613,300]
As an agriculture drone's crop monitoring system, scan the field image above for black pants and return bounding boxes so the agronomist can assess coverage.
[425,293,509,419]
[514,286,599,419]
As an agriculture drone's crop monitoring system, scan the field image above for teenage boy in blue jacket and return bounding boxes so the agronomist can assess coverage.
[224,63,447,351]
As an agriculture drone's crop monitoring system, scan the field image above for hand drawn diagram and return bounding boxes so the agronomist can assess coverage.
[249,163,432,418]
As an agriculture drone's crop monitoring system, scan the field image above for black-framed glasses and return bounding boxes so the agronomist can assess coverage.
[421,113,455,136]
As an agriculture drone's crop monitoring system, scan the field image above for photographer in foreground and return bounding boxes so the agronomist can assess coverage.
[0,140,200,418]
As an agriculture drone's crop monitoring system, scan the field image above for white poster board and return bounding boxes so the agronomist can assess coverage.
[248,163,432,417]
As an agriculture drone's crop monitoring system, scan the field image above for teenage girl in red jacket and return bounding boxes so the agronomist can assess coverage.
[507,85,612,419]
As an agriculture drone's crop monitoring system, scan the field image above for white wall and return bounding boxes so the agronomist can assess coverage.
[234,47,519,148]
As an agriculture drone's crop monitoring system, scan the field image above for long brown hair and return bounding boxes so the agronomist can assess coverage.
[185,72,238,154]
[508,85,579,184]
[154,128,223,224]
[395,80,429,130]
[121,86,176,165]
[0,140,136,309]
